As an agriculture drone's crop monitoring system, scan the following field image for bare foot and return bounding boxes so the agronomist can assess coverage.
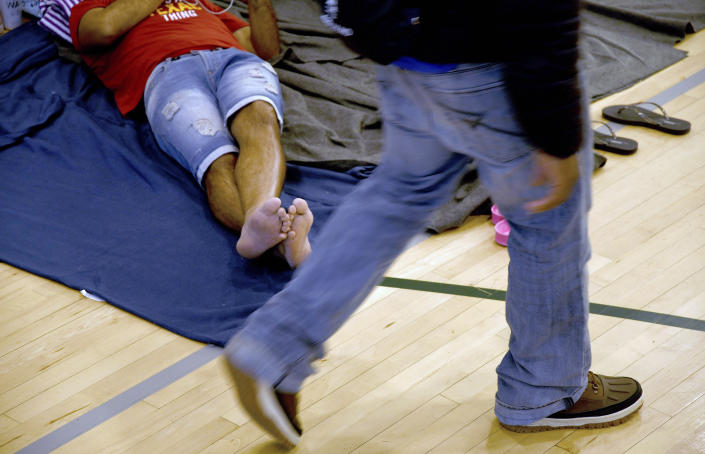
[277,198,313,268]
[236,197,289,259]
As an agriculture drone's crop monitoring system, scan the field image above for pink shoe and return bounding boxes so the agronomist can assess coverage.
[495,219,510,246]
[491,204,505,225]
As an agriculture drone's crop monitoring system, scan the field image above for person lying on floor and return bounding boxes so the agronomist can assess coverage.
[60,0,313,267]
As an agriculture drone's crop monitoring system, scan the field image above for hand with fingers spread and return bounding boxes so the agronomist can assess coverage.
[524,150,580,214]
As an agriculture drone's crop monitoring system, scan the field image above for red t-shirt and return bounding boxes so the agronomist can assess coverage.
[70,0,250,115]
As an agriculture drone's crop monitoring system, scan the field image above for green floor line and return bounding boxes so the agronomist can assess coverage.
[381,277,507,300]
[380,277,705,332]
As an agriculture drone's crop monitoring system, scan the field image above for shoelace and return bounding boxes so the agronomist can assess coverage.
[587,371,600,394]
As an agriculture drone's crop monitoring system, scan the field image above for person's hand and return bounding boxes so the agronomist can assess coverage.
[524,150,580,213]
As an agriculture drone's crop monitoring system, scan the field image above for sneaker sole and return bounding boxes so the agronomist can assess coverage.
[227,362,301,447]
[501,393,644,433]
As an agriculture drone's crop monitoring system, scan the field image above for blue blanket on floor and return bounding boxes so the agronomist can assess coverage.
[0,22,366,346]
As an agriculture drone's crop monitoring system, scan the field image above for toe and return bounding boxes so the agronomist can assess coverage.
[261,197,282,214]
[292,198,308,214]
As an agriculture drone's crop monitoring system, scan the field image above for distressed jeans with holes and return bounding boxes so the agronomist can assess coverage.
[143,48,284,186]
[225,62,593,426]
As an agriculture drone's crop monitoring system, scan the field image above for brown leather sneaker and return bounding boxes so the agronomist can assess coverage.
[227,362,302,447]
[501,371,643,433]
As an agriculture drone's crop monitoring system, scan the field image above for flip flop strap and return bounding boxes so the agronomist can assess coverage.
[592,120,616,138]
[619,102,671,125]
[634,102,669,118]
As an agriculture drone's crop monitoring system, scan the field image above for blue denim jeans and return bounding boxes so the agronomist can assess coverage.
[225,62,593,425]
[143,48,284,185]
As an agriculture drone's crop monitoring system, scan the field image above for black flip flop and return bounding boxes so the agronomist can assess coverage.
[592,121,638,155]
[602,102,690,135]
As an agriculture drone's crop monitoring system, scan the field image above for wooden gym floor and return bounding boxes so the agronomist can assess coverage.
[1,29,705,454]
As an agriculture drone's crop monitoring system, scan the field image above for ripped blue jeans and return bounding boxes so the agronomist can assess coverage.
[143,47,284,185]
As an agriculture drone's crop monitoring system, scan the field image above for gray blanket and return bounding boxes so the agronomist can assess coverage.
[227,0,382,170]
[582,0,705,100]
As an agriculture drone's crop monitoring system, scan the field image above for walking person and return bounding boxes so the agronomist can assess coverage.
[224,0,643,446]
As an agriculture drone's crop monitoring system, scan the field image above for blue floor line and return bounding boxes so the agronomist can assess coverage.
[16,345,223,454]
[18,61,705,454]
